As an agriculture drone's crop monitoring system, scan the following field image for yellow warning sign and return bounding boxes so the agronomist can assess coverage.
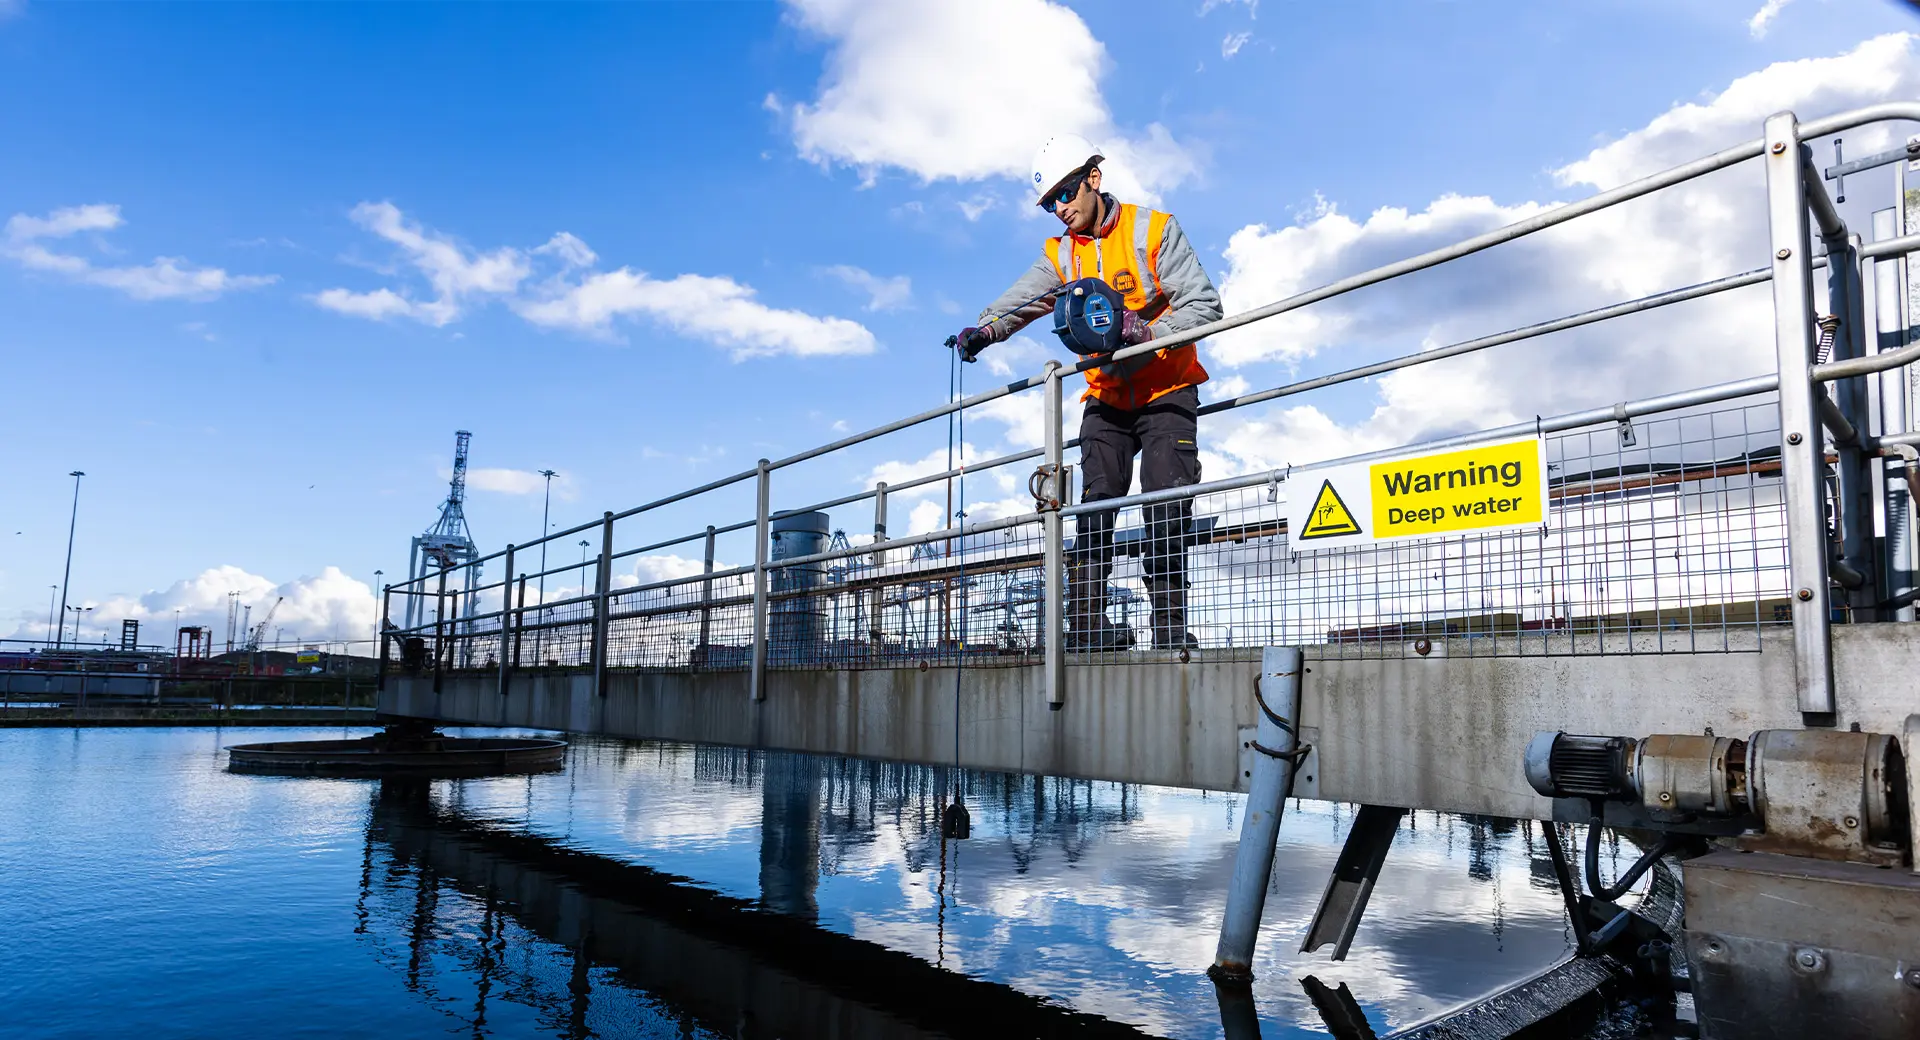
[1297,479,1362,539]
[1369,438,1544,538]
[1287,434,1548,550]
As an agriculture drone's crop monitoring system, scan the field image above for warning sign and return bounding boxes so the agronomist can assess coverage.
[1285,435,1549,551]
[1297,480,1362,539]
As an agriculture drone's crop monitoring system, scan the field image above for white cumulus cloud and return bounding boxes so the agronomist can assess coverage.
[3,203,276,302]
[822,264,912,311]
[9,565,378,652]
[317,203,876,359]
[777,0,1196,203]
[1748,0,1794,39]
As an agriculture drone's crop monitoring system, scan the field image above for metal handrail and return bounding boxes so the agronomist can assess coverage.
[387,102,1920,704]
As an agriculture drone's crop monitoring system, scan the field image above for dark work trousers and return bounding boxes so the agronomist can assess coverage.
[1074,384,1201,586]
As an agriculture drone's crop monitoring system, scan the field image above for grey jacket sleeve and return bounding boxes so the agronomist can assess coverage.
[975,255,1063,342]
[1143,215,1223,337]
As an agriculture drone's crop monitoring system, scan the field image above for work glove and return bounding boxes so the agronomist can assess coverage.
[947,326,995,363]
[1119,309,1155,347]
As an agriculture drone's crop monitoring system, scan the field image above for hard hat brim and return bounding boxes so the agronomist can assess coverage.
[1035,154,1105,207]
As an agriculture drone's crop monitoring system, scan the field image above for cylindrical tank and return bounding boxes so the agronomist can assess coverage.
[769,511,830,662]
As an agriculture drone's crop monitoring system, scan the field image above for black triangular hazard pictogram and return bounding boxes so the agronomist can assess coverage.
[1298,479,1362,539]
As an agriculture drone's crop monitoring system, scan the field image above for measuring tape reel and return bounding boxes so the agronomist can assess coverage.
[1050,277,1126,357]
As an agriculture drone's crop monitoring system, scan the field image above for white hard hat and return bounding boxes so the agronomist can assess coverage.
[1031,134,1104,206]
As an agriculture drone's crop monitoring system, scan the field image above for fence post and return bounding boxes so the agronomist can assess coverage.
[593,511,614,697]
[1041,361,1067,709]
[376,583,391,693]
[1763,110,1836,723]
[432,566,449,695]
[751,459,772,702]
[498,543,515,697]
[870,482,889,649]
[513,573,527,668]
[697,525,716,671]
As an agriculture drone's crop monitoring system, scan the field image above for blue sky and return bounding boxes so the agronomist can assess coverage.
[1,0,1915,648]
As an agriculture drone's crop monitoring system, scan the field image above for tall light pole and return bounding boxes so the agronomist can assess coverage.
[54,471,84,649]
[372,569,384,652]
[537,468,557,602]
[579,538,590,590]
[44,585,57,645]
[66,605,93,646]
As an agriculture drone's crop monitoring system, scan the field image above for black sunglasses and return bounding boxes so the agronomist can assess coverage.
[1044,172,1090,213]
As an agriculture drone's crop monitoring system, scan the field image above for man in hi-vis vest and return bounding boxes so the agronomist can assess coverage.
[952,134,1223,651]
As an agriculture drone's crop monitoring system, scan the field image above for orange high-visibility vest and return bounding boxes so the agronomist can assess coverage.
[1044,202,1209,411]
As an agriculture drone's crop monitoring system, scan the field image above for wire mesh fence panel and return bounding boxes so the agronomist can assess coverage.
[394,401,1794,675]
[1163,401,1790,660]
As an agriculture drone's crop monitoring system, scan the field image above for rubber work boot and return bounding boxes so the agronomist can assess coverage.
[1147,580,1201,651]
[1064,558,1134,651]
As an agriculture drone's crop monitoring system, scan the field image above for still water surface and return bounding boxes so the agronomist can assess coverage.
[0,727,1585,1038]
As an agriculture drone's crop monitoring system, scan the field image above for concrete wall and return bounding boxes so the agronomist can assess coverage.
[382,625,1920,820]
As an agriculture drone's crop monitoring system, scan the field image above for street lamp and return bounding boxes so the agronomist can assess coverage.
[372,569,384,651]
[54,471,83,649]
[66,605,94,646]
[579,538,590,586]
[44,585,57,645]
[538,470,557,655]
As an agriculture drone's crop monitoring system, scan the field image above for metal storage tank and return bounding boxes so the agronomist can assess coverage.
[769,512,830,662]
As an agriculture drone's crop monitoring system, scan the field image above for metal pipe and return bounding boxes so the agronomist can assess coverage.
[1812,333,1920,381]
[1802,150,1847,243]
[750,460,771,702]
[762,511,1038,573]
[1874,205,1917,620]
[1042,362,1066,710]
[1209,646,1305,984]
[1818,395,1859,445]
[1860,231,1920,261]
[1764,110,1836,722]
[1199,267,1774,416]
[1824,136,1920,181]
[1833,233,1880,613]
[593,512,613,695]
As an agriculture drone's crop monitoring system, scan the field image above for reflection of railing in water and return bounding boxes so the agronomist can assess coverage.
[358,780,1170,1040]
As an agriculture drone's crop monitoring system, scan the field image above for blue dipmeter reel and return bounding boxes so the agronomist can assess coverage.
[1051,277,1126,357]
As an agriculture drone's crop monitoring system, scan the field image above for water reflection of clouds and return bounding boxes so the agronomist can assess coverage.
[437,736,1599,1039]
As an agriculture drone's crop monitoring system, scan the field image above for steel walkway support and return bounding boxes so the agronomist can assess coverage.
[1300,804,1408,961]
[1208,646,1305,984]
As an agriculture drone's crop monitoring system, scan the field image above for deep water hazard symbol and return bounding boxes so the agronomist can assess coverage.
[1285,435,1549,551]
[1297,480,1362,540]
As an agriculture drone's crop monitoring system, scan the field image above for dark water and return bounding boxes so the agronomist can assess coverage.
[0,727,1591,1038]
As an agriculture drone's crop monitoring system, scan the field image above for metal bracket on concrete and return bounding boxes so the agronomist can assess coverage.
[1300,804,1407,961]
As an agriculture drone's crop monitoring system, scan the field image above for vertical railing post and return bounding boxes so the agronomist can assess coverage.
[1041,361,1067,709]
[1873,204,1916,620]
[432,565,448,695]
[696,525,716,671]
[376,583,391,693]
[498,544,515,697]
[870,482,889,650]
[751,460,772,702]
[1764,110,1836,723]
[593,511,613,696]
[513,573,527,668]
